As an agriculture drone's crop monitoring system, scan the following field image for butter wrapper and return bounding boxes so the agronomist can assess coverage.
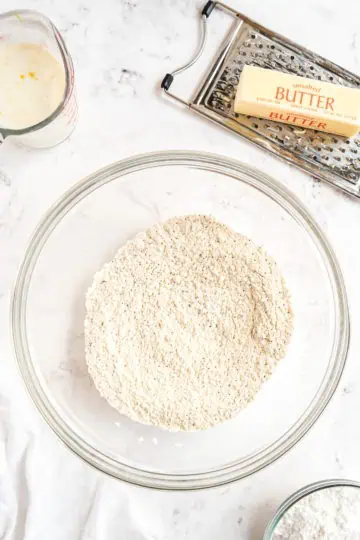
[234,65,360,137]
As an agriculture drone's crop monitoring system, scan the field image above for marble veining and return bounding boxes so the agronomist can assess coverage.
[1,0,360,539]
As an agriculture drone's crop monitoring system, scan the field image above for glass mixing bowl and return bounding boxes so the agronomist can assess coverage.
[11,151,349,489]
[264,479,360,539]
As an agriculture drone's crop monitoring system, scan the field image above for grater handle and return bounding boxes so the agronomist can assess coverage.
[161,74,174,92]
[202,1,216,17]
[160,1,216,99]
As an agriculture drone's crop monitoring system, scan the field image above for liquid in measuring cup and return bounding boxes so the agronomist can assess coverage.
[0,42,65,129]
[0,10,77,148]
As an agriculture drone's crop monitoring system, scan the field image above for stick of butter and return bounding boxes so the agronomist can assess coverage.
[234,65,360,137]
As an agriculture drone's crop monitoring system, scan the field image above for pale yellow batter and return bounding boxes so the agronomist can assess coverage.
[0,43,66,130]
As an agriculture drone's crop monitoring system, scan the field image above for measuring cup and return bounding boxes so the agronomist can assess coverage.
[0,10,77,148]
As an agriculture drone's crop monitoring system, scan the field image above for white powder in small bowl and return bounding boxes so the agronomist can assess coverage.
[273,485,360,539]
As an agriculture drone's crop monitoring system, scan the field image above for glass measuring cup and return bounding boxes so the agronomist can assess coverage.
[0,10,77,148]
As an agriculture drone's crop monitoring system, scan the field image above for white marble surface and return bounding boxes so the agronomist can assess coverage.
[1,0,360,538]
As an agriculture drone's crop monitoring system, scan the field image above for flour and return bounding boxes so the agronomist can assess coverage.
[273,485,360,539]
[84,215,293,431]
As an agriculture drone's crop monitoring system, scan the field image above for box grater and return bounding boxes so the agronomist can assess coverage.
[161,1,360,198]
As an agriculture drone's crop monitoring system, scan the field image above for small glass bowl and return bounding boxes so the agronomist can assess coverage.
[264,479,360,539]
[11,151,349,489]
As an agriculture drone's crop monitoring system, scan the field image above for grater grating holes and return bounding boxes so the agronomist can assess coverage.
[205,27,360,185]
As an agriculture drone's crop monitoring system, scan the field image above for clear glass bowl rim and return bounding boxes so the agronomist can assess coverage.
[264,478,360,539]
[11,150,350,490]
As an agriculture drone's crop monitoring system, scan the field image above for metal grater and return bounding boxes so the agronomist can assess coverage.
[161,1,360,198]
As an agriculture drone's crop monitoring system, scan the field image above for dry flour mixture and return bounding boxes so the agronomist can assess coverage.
[85,215,293,431]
